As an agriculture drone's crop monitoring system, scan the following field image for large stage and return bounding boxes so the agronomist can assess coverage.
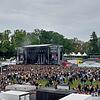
[17,44,63,65]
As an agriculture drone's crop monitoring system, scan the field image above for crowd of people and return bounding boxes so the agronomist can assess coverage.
[0,64,100,96]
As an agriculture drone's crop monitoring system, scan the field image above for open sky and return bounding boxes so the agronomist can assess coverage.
[0,0,100,41]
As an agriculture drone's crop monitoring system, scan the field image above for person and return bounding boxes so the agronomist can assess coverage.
[78,84,81,92]
[90,77,93,85]
[35,81,39,89]
[54,81,58,89]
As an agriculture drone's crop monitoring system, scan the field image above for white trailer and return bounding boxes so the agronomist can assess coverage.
[59,93,91,100]
[5,84,36,91]
[0,90,30,100]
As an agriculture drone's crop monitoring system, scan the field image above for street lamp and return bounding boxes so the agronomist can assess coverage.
[0,64,3,75]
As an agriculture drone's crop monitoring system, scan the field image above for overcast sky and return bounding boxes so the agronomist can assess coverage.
[0,0,100,41]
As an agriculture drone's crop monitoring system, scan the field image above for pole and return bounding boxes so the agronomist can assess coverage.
[48,47,49,64]
[1,65,2,75]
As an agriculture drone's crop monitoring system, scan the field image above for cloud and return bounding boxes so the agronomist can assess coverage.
[0,0,100,41]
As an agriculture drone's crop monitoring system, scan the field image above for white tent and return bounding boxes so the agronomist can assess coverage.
[59,93,91,100]
[63,53,68,57]
[76,52,82,56]
[70,52,76,56]
[72,52,76,56]
[82,52,87,56]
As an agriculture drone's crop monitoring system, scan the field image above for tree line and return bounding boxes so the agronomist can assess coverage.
[0,29,100,59]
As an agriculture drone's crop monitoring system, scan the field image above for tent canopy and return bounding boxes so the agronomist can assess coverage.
[63,53,68,57]
[70,52,76,56]
[82,52,87,56]
[76,52,82,56]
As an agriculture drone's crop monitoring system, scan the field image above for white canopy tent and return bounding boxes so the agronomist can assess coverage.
[76,52,82,56]
[59,93,91,100]
[63,53,68,57]
[82,52,87,56]
[70,52,76,56]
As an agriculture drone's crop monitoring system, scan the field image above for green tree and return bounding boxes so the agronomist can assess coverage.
[39,30,64,45]
[0,30,11,58]
[29,29,41,44]
[12,29,27,47]
[97,37,100,53]
[63,38,75,53]
[89,32,99,54]
[39,30,52,44]
[50,31,64,45]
